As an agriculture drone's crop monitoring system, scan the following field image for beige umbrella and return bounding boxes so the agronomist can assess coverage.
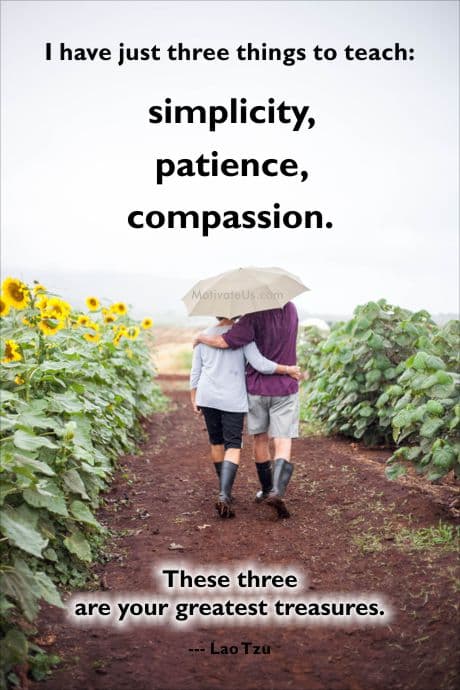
[182,266,309,318]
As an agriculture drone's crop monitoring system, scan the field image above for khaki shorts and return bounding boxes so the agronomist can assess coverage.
[247,393,300,438]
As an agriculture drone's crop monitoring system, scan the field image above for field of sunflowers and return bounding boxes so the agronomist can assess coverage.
[0,277,165,685]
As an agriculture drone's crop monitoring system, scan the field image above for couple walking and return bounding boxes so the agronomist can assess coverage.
[190,300,301,520]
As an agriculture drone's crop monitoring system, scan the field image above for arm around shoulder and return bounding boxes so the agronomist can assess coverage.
[195,333,229,349]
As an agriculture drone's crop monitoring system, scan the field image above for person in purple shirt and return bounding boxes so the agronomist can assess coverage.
[195,301,300,519]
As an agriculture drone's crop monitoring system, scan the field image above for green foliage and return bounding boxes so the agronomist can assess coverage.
[300,300,459,480]
[0,283,166,685]
[297,325,328,371]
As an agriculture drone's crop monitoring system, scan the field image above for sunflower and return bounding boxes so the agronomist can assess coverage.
[32,284,46,295]
[104,313,116,324]
[110,302,128,315]
[77,314,90,327]
[36,295,49,312]
[86,296,100,311]
[87,321,99,332]
[2,339,22,363]
[38,318,63,336]
[0,297,10,318]
[1,277,30,310]
[84,332,101,344]
[113,323,127,334]
[14,375,25,385]
[141,317,153,330]
[125,326,140,341]
[43,297,71,321]
[113,332,123,347]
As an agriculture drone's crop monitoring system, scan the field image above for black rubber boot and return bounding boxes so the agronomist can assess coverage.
[215,460,238,518]
[255,461,273,503]
[214,462,235,503]
[265,458,294,519]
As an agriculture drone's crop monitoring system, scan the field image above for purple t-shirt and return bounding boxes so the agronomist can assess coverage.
[222,301,299,396]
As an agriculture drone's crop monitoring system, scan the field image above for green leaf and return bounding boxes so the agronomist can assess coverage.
[72,414,94,451]
[0,390,19,404]
[432,445,456,470]
[431,383,456,398]
[449,416,460,431]
[0,557,41,621]
[17,410,61,432]
[0,504,48,558]
[35,571,65,609]
[13,429,57,451]
[392,410,412,429]
[427,470,446,482]
[406,446,422,460]
[43,547,58,562]
[63,469,89,499]
[387,384,403,398]
[23,480,69,517]
[13,454,56,477]
[376,392,389,408]
[417,374,439,390]
[0,480,17,506]
[63,530,92,562]
[385,462,407,480]
[392,446,422,461]
[426,400,444,416]
[0,413,17,430]
[0,628,28,668]
[383,367,398,380]
[425,354,446,371]
[419,417,444,438]
[365,369,381,386]
[49,392,84,413]
[435,370,452,385]
[70,500,101,529]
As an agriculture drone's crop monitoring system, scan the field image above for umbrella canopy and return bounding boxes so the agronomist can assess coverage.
[182,266,309,318]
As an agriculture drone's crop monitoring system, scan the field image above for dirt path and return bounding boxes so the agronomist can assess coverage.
[33,378,459,690]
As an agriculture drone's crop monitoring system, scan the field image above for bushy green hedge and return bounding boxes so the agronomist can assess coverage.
[0,279,165,686]
[299,300,460,481]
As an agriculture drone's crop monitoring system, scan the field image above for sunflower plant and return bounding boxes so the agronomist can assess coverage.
[0,278,165,684]
[300,300,459,480]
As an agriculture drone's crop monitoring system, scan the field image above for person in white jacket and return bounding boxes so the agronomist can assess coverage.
[190,316,301,518]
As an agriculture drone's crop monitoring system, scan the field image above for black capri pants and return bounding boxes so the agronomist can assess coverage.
[200,407,245,450]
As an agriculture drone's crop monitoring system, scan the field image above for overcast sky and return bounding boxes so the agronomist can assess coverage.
[1,0,458,319]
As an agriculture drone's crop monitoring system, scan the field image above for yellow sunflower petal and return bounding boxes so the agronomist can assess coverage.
[1,277,30,310]
[86,296,100,311]
[0,297,10,317]
[125,326,140,341]
[110,302,128,315]
[2,339,22,363]
[38,318,63,336]
[84,332,101,343]
[43,297,71,321]
[77,315,90,327]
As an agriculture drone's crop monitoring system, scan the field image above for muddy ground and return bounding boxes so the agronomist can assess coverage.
[33,377,459,690]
